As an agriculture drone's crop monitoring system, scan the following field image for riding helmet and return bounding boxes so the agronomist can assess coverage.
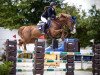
[50,2,57,6]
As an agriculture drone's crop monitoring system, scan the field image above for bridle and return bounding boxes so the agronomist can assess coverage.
[53,16,72,31]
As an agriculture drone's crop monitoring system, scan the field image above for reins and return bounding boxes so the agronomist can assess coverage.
[53,18,62,29]
[53,17,70,30]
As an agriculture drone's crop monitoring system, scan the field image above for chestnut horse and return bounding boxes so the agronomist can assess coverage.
[18,13,75,50]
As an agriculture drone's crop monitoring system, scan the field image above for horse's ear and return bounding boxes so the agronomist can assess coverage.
[59,13,64,18]
[61,13,67,18]
[59,13,66,18]
[61,14,64,16]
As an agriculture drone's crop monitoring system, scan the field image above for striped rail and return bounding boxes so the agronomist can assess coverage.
[16,68,67,72]
[17,51,93,56]
[17,50,81,55]
[17,58,67,63]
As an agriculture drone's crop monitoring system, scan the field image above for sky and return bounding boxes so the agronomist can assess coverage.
[63,0,100,12]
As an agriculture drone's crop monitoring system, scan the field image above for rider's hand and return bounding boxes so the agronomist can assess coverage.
[48,17,50,20]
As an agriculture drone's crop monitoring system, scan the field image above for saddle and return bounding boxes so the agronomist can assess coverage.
[37,21,49,34]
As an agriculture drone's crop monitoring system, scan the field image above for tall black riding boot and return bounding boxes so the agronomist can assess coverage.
[43,23,47,33]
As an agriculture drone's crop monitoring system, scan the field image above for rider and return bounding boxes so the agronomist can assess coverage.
[41,2,57,33]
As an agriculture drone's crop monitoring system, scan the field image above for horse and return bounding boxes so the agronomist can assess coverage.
[18,13,76,51]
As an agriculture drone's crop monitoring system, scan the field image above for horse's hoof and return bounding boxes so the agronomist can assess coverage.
[71,31,76,34]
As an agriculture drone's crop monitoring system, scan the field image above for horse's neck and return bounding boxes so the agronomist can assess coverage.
[51,19,61,28]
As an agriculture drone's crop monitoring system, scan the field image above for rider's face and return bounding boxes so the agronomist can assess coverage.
[53,5,56,9]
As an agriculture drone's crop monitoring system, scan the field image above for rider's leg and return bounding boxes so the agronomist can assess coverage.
[47,19,51,27]
[41,16,48,32]
[41,16,47,23]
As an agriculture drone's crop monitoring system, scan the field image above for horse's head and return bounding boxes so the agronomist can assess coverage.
[59,13,76,33]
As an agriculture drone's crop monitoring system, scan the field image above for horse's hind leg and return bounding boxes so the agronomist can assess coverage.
[18,39,23,49]
[18,39,27,52]
[23,43,27,55]
[29,38,36,43]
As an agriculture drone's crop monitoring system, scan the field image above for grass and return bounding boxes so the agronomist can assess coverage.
[0,61,13,75]
[76,68,92,72]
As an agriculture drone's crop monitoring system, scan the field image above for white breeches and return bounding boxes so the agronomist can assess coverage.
[41,16,47,23]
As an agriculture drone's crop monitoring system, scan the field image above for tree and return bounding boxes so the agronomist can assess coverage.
[0,0,29,29]
[74,5,100,46]
[87,5,100,44]
[0,0,60,29]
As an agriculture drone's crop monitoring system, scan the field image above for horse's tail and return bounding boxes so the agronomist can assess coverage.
[18,26,25,37]
[18,26,26,47]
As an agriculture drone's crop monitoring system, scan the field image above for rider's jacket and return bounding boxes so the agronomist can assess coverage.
[41,6,56,19]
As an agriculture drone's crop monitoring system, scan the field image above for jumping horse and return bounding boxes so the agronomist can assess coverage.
[18,13,76,51]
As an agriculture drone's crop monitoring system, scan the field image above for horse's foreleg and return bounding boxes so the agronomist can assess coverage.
[61,30,65,41]
[54,29,65,40]
[65,31,69,38]
[52,29,63,36]
[51,29,65,40]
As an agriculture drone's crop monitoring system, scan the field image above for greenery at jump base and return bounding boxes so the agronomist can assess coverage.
[0,61,13,75]
[0,0,100,47]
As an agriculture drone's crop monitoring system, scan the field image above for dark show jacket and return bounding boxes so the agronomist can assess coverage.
[41,6,56,19]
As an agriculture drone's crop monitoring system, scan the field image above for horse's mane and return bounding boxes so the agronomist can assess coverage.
[58,13,71,18]
[52,13,69,24]
[53,13,70,23]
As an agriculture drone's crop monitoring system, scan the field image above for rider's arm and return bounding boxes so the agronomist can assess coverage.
[47,7,52,18]
[52,9,56,19]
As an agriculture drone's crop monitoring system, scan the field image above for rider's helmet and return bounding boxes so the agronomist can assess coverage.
[50,2,57,6]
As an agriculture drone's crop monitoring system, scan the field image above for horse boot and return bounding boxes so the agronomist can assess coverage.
[43,23,47,34]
